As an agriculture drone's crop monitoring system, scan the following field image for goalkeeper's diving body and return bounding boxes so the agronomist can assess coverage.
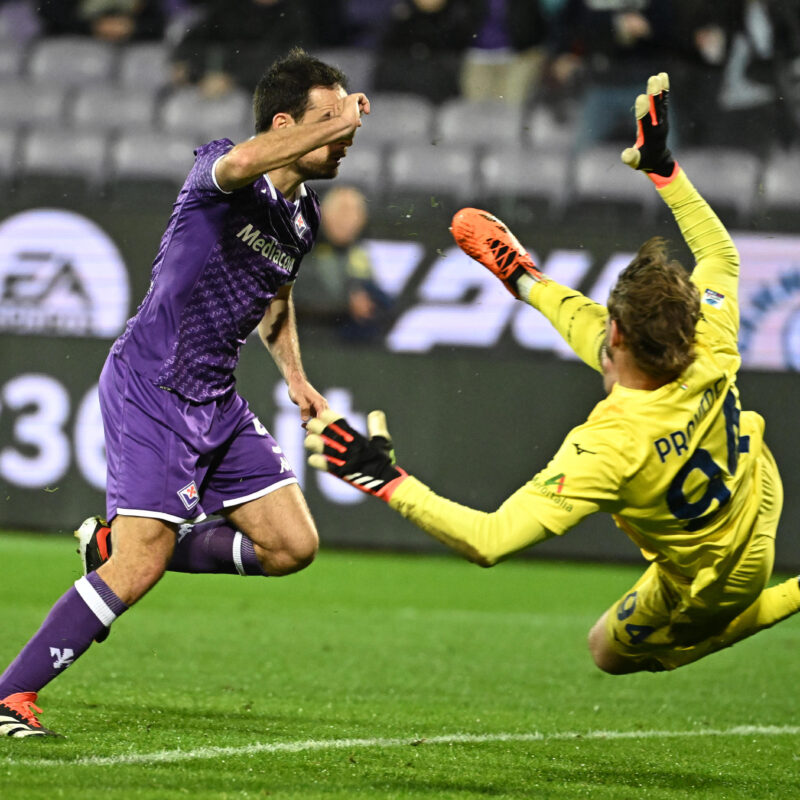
[305,73,800,674]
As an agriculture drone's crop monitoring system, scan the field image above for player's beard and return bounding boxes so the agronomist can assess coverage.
[299,161,340,181]
[296,152,342,182]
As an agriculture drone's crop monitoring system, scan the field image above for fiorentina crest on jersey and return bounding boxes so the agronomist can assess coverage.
[178,480,199,510]
[294,211,308,236]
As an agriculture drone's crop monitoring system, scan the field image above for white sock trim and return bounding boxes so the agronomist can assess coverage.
[74,576,116,627]
[232,531,246,576]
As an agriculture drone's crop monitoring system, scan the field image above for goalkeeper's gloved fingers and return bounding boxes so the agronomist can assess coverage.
[620,71,678,185]
[367,409,397,464]
[305,410,408,501]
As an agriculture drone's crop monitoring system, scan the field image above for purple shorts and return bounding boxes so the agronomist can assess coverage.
[98,353,297,524]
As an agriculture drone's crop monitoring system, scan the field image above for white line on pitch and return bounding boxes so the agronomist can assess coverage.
[4,725,800,767]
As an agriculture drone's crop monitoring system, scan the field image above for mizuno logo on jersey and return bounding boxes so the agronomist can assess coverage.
[236,224,296,271]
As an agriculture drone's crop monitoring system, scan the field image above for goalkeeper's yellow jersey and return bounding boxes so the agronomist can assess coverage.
[390,171,777,593]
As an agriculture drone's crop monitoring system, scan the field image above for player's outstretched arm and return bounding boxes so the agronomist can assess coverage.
[622,72,740,324]
[305,411,552,566]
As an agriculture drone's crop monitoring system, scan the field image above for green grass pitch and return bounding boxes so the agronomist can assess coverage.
[1,531,799,799]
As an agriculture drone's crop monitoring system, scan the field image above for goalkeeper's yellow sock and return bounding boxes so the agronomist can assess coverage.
[713,576,800,645]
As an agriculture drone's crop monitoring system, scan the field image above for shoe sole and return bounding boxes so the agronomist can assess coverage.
[74,516,104,575]
[451,208,531,272]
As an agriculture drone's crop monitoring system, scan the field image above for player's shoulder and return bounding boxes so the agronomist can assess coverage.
[189,138,241,199]
[578,393,648,458]
[193,138,236,160]
[565,401,635,456]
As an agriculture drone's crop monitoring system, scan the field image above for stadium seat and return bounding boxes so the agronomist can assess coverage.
[160,87,252,145]
[27,37,116,86]
[21,128,108,186]
[387,142,478,200]
[312,48,375,94]
[572,144,658,217]
[524,104,578,151]
[356,92,434,147]
[72,86,158,133]
[110,130,196,186]
[761,148,800,211]
[0,127,18,183]
[0,80,66,128]
[435,99,524,148]
[118,42,171,90]
[675,148,762,222]
[480,145,570,217]
[0,40,25,78]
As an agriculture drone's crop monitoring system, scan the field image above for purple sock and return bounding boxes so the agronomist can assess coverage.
[168,519,266,576]
[0,572,128,697]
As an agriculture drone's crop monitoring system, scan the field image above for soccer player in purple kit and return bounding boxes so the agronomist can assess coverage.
[0,48,370,737]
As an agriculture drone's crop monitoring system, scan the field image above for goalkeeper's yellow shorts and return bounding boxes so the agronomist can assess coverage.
[603,447,782,671]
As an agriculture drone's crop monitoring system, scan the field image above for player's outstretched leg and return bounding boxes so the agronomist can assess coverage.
[0,692,60,737]
[451,208,544,298]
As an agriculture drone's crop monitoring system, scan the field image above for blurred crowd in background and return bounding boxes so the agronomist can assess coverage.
[6,0,799,149]
[0,0,798,341]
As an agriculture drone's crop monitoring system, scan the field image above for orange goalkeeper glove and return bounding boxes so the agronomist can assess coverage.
[305,409,408,501]
[621,72,679,186]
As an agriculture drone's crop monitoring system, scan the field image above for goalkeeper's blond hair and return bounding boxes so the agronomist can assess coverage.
[607,237,700,380]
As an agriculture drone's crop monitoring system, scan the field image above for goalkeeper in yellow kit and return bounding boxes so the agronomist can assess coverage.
[305,73,800,674]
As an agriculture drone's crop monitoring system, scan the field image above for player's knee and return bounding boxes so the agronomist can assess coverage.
[285,526,319,571]
[589,646,630,675]
[587,618,633,675]
[257,525,319,576]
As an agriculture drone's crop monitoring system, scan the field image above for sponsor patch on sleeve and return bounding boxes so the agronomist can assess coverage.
[702,288,725,309]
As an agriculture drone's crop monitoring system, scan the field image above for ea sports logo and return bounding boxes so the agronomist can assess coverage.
[0,209,129,338]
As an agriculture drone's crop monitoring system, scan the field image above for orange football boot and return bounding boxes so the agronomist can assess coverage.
[451,207,543,297]
[0,692,60,737]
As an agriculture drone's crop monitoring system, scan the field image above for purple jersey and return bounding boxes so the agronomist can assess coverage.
[113,138,321,402]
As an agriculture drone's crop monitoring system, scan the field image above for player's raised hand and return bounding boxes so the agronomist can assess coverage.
[339,92,370,132]
[621,72,678,182]
[305,409,407,501]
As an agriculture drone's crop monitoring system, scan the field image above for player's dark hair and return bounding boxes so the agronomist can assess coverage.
[607,237,700,380]
[253,48,348,134]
